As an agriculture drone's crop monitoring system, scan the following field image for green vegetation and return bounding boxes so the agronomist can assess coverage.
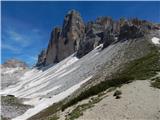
[65,97,102,120]
[29,46,160,120]
[28,102,63,120]
[62,48,160,111]
[107,87,117,92]
[65,104,91,120]
[61,75,133,111]
[1,116,10,120]
[120,48,160,80]
[151,76,160,89]
[47,114,59,120]
[1,95,20,105]
[1,95,31,107]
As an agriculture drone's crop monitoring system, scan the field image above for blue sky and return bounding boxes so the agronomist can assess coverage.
[1,1,160,66]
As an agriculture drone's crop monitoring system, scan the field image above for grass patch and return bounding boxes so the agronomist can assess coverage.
[28,102,63,120]
[65,104,91,120]
[61,76,133,111]
[121,49,160,80]
[151,76,160,89]
[62,48,160,111]
[47,114,59,120]
[1,95,20,105]
[1,95,31,107]
[65,97,102,120]
[1,116,10,120]
[107,87,117,92]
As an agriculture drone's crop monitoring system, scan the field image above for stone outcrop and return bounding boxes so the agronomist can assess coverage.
[36,49,47,67]
[36,10,85,67]
[36,10,159,67]
[45,27,61,65]
[57,10,85,61]
[77,17,116,57]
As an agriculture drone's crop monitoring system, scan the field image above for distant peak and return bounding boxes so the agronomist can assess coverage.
[2,59,28,68]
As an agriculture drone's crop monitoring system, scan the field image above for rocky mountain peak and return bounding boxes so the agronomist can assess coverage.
[61,9,85,44]
[37,10,85,67]
[2,59,28,68]
[36,10,160,67]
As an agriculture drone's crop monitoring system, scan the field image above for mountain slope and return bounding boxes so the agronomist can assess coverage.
[1,10,160,120]
[1,30,159,120]
[60,79,160,120]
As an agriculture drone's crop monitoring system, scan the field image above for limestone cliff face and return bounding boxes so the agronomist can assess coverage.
[36,10,85,67]
[36,10,159,67]
[45,27,61,65]
[36,49,47,67]
[57,10,85,61]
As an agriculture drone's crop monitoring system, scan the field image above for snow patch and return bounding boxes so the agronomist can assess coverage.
[2,67,23,74]
[151,37,160,44]
[95,44,103,50]
[12,76,92,120]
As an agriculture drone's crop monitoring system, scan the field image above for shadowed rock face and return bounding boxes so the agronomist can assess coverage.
[77,17,115,58]
[36,10,85,67]
[36,49,47,67]
[36,10,159,67]
[45,27,61,65]
[57,10,85,61]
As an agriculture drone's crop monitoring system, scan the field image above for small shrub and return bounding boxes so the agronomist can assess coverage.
[151,77,160,89]
[113,90,122,96]
[115,95,121,99]
[47,114,59,120]
[65,104,86,120]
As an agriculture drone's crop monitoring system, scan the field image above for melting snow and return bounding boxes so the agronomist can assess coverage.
[151,37,160,44]
[2,45,114,119]
[0,55,93,120]
[12,76,92,120]
[2,67,23,74]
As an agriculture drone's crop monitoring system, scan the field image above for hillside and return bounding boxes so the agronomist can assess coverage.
[1,10,160,120]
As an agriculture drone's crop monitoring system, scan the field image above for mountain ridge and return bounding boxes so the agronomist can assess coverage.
[36,9,160,67]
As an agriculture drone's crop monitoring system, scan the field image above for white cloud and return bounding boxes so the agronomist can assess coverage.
[8,30,30,47]
[1,43,21,53]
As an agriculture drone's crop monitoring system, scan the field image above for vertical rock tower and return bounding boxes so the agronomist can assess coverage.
[41,9,85,66]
